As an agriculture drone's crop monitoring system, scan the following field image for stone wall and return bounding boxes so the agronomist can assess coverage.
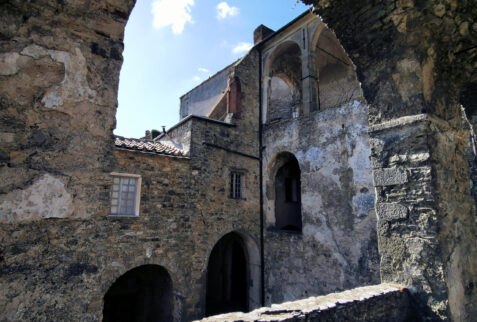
[200,283,412,322]
[0,0,266,319]
[114,116,262,319]
[2,0,477,320]
[0,0,135,222]
[305,0,477,320]
[0,115,261,321]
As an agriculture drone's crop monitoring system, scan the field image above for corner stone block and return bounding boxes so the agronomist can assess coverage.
[373,168,408,186]
[376,203,408,221]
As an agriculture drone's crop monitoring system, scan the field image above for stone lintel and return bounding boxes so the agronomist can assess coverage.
[369,113,464,137]
[368,113,428,133]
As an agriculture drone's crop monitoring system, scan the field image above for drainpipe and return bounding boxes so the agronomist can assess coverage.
[258,47,265,307]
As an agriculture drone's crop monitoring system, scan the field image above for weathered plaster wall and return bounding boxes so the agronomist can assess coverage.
[262,99,379,304]
[0,0,135,222]
[0,150,193,321]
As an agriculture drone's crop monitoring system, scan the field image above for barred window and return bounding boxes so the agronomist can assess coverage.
[230,172,242,199]
[110,173,141,216]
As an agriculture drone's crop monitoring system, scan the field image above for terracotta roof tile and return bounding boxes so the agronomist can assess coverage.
[114,136,185,157]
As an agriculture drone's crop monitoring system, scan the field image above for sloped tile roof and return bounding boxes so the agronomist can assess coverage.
[114,136,185,157]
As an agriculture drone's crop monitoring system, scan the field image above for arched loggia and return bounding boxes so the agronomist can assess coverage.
[266,41,303,121]
[313,28,360,110]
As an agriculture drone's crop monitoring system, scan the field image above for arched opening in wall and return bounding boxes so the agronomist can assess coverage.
[460,83,477,214]
[314,28,360,110]
[103,264,173,322]
[206,232,248,316]
[272,152,302,232]
[267,42,302,122]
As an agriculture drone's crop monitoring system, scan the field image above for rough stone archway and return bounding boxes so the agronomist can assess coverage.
[205,232,248,316]
[103,264,174,322]
[204,230,261,317]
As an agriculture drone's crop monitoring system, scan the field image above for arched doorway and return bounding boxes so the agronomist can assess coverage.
[206,232,248,316]
[103,264,173,322]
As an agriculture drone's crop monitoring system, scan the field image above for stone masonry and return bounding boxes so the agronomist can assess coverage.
[305,0,477,320]
[1,0,477,321]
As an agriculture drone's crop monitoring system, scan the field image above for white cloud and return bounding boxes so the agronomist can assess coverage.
[192,75,201,82]
[217,2,239,20]
[232,42,252,54]
[198,67,210,73]
[151,0,195,34]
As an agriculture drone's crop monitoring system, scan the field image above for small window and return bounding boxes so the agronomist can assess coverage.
[110,173,141,216]
[230,172,242,199]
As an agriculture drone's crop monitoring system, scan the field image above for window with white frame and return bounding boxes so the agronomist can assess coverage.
[110,173,141,216]
[230,171,242,199]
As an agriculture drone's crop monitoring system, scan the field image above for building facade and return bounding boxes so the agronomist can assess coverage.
[1,1,476,321]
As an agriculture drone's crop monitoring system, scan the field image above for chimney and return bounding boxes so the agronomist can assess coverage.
[253,24,274,44]
[162,126,166,134]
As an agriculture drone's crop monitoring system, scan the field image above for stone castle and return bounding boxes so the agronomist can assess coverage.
[0,1,476,321]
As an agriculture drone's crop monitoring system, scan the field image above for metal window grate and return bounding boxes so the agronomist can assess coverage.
[110,176,138,216]
[230,172,242,199]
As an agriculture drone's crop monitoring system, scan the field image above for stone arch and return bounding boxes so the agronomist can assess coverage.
[310,23,326,51]
[267,152,302,232]
[103,264,174,322]
[204,230,261,316]
[312,27,361,110]
[264,41,303,121]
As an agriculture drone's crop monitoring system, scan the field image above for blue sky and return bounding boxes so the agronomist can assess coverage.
[115,0,312,138]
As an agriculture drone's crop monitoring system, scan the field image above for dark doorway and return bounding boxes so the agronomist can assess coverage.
[275,155,302,231]
[206,232,248,316]
[103,264,173,322]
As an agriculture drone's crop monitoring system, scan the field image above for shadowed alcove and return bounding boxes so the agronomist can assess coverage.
[267,41,303,121]
[206,232,248,316]
[103,264,173,322]
[313,28,359,110]
[272,152,302,232]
